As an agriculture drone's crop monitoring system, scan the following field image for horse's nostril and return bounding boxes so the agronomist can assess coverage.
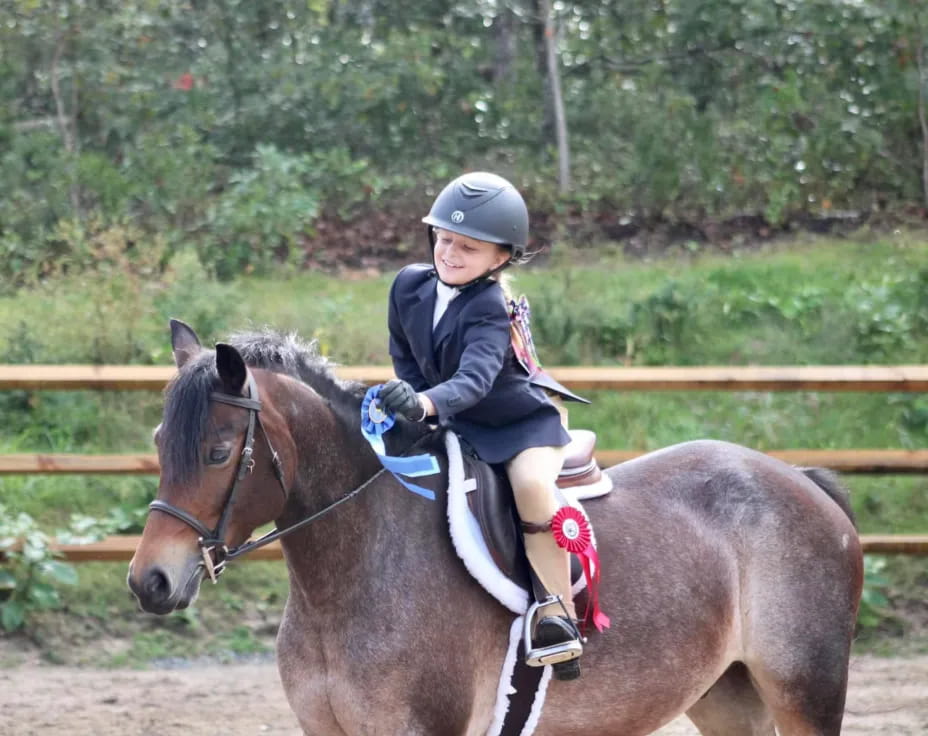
[143,567,171,601]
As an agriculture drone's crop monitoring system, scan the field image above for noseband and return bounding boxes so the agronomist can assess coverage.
[149,371,287,583]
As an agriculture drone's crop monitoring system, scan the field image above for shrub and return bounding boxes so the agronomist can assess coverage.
[0,506,78,632]
[201,144,321,279]
[857,556,893,631]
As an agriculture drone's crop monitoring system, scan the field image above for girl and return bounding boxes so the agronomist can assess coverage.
[380,171,585,679]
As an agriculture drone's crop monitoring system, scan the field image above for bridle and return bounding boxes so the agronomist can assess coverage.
[148,370,386,583]
[149,371,287,583]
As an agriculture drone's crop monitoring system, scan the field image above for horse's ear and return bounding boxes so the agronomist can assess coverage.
[215,343,247,395]
[170,319,201,369]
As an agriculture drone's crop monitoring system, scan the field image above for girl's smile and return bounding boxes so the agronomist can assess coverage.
[433,228,509,285]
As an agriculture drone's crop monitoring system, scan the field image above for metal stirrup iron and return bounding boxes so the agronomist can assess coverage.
[523,595,585,668]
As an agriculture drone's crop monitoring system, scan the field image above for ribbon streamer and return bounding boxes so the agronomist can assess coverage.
[551,506,610,633]
[360,385,439,501]
[509,295,543,378]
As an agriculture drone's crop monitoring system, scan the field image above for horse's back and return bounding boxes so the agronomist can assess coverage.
[595,438,861,610]
[559,439,862,734]
[601,438,857,540]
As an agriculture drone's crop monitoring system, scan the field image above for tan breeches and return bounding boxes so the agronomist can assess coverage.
[506,445,575,620]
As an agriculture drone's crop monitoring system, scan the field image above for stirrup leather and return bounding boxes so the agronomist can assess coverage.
[523,596,585,667]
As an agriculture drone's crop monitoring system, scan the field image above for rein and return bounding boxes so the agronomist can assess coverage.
[228,407,438,564]
[148,370,395,583]
[220,467,387,562]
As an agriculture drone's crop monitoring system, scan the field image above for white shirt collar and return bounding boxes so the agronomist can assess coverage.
[433,281,460,329]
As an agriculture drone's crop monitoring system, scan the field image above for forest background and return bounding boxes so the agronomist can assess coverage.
[1,0,927,665]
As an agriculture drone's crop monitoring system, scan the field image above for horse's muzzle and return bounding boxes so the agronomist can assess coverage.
[127,560,203,615]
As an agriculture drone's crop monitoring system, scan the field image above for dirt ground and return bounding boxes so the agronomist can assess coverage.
[1,654,925,735]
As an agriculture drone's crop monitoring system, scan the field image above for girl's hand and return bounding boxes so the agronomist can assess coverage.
[380,379,428,422]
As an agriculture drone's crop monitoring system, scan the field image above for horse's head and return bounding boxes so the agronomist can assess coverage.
[128,320,294,614]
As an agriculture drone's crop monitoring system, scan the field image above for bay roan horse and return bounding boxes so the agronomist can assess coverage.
[128,320,862,736]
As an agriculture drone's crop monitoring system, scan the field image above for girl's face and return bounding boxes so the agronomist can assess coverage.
[433,228,509,286]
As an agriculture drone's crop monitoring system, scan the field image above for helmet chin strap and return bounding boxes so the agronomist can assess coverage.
[428,226,514,289]
[431,257,513,289]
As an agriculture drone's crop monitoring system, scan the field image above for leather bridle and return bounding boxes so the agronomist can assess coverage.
[148,370,388,583]
[149,371,287,583]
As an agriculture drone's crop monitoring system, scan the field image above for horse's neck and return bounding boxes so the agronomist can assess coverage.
[278,400,446,610]
[272,387,385,593]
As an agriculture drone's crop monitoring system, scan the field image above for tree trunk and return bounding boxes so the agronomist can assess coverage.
[531,2,554,143]
[916,22,928,211]
[539,0,570,193]
[216,3,240,108]
[493,6,517,87]
[50,28,81,218]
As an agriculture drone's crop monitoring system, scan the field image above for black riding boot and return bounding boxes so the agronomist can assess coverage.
[526,614,583,680]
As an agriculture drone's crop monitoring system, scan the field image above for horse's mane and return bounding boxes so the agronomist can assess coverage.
[231,328,367,429]
[160,328,424,485]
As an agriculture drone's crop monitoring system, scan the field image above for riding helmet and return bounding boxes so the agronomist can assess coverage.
[423,172,530,262]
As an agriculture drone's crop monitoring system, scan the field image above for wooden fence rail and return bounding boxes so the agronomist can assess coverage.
[3,364,926,474]
[32,534,928,562]
[2,364,928,392]
[4,364,925,473]
[2,364,926,559]
[3,449,928,475]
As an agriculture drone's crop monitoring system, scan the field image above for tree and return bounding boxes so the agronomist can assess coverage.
[914,6,928,209]
[539,0,570,192]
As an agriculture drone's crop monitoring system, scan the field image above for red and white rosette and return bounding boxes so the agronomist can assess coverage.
[551,506,610,633]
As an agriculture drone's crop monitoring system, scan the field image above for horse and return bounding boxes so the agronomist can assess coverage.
[128,320,863,736]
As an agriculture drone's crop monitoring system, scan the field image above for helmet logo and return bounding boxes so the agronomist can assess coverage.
[450,210,465,224]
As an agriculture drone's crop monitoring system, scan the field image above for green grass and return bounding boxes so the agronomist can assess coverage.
[1,230,927,663]
[2,229,926,369]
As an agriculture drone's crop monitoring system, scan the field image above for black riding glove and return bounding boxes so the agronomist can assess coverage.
[379,379,427,422]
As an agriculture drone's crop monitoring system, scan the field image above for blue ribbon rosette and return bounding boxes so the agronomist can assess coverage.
[360,385,439,500]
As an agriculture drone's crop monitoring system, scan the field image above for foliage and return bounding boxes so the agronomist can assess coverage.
[858,556,893,630]
[55,504,148,545]
[2,1,928,281]
[524,236,928,367]
[0,505,78,631]
[203,145,321,279]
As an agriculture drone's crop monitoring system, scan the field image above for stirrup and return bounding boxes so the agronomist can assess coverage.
[523,596,585,668]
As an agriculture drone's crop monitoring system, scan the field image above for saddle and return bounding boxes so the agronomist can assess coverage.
[461,429,613,588]
[438,430,610,720]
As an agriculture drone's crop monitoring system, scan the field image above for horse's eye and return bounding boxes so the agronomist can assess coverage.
[208,446,231,464]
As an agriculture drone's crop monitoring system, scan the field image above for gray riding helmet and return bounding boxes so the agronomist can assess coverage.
[422,172,530,262]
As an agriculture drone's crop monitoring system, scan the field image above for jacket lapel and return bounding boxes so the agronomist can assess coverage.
[432,280,493,351]
[411,274,439,381]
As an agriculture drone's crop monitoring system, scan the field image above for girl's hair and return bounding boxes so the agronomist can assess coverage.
[497,270,514,300]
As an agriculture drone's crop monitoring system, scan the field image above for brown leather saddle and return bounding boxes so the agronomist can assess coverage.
[462,430,608,587]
